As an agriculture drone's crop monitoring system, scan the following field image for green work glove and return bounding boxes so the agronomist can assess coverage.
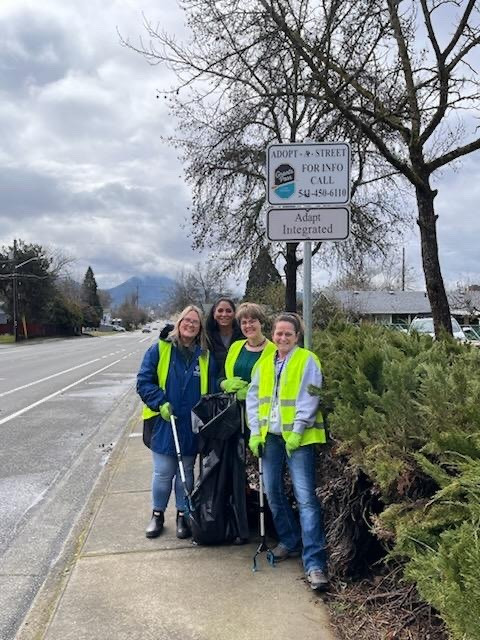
[248,435,262,457]
[235,383,249,401]
[285,432,302,457]
[221,377,246,393]
[159,402,172,422]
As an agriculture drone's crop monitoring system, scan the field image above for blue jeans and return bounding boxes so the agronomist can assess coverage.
[151,452,195,512]
[262,433,327,573]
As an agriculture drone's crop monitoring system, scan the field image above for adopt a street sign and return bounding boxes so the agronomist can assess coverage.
[267,207,350,243]
[267,142,350,206]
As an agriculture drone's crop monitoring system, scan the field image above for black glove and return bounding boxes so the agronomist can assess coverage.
[159,323,174,340]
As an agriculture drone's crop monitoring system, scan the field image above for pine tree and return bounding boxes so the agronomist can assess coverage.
[81,266,103,328]
[244,246,283,301]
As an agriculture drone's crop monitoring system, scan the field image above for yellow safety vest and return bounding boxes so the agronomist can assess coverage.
[142,341,210,420]
[256,347,326,446]
[224,339,276,380]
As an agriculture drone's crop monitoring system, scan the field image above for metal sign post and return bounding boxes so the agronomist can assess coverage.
[303,241,312,350]
[265,141,351,344]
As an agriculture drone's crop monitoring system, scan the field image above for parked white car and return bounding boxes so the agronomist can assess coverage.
[461,325,480,347]
[408,317,466,341]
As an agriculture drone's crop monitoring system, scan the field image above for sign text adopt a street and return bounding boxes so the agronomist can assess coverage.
[267,142,350,206]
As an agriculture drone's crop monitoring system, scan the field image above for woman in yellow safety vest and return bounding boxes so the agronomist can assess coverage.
[246,312,329,592]
[221,302,276,398]
[137,305,217,540]
[219,302,276,543]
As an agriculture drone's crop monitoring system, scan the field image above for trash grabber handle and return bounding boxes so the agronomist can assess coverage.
[252,442,268,571]
[170,414,187,486]
[257,444,265,539]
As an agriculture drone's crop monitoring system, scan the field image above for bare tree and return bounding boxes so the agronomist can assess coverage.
[257,0,480,335]
[162,263,232,315]
[329,248,420,291]
[122,1,407,310]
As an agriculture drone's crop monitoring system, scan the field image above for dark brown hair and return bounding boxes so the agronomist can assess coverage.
[272,312,304,336]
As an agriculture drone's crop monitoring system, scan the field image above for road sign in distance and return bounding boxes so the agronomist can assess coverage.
[267,142,350,206]
[267,207,350,242]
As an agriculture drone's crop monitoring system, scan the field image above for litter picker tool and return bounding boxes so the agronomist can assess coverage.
[252,444,274,571]
[170,414,194,514]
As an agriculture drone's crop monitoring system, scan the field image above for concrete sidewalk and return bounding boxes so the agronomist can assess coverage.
[17,416,337,640]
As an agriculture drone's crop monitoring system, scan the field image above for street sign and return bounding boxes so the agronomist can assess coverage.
[267,207,350,242]
[267,142,350,206]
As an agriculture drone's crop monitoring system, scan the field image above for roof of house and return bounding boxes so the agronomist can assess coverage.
[324,289,480,316]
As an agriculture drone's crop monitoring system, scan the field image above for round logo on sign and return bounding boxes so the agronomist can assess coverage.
[274,163,295,199]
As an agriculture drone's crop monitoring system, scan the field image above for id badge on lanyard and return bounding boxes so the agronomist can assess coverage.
[270,358,285,426]
[270,402,279,424]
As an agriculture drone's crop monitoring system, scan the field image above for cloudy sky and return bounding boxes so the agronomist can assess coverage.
[0,0,479,291]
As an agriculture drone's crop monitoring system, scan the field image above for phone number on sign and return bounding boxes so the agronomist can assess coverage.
[298,188,348,198]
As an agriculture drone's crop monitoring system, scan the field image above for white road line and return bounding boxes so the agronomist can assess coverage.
[0,358,123,426]
[0,357,103,398]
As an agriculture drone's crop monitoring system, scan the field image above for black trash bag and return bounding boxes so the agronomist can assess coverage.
[189,393,249,545]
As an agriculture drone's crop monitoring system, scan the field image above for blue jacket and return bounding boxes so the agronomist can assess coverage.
[136,341,218,457]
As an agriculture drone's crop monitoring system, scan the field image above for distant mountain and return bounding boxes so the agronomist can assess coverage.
[105,275,175,308]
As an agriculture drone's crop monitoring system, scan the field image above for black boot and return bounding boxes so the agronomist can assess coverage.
[176,511,191,539]
[145,510,164,538]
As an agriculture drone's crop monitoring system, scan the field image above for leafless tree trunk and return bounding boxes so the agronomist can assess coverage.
[258,0,480,336]
[121,1,406,312]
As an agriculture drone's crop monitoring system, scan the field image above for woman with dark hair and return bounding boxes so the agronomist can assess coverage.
[205,297,243,374]
[137,305,217,540]
[246,312,329,591]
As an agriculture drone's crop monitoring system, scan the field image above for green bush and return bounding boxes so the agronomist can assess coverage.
[312,323,480,639]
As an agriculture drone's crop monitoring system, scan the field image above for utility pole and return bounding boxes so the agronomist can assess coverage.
[12,240,17,342]
[11,247,40,343]
[401,247,405,292]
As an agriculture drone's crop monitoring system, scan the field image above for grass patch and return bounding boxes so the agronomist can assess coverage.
[82,330,118,337]
[0,334,14,344]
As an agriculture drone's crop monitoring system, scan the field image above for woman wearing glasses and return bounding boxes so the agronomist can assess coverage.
[220,302,276,542]
[221,302,276,398]
[137,305,217,540]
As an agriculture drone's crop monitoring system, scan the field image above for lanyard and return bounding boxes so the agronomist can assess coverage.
[274,357,286,400]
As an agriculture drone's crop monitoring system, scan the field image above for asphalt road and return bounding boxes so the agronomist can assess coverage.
[0,331,155,640]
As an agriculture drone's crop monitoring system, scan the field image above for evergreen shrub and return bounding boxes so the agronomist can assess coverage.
[312,322,480,640]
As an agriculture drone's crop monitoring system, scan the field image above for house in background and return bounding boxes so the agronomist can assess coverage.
[325,290,480,326]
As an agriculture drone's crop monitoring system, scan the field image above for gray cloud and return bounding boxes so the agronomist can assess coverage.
[0,0,479,294]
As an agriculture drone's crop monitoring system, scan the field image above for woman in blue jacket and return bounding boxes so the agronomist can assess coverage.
[137,305,217,539]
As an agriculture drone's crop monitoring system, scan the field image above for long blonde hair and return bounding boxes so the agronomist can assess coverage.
[168,305,208,353]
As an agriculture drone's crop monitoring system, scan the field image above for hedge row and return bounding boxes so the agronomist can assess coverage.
[312,323,480,640]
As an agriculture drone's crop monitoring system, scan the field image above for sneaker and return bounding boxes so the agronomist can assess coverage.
[306,569,329,591]
[270,543,301,562]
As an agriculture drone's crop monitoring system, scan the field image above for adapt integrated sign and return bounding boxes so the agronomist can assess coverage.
[267,142,350,206]
[267,207,350,243]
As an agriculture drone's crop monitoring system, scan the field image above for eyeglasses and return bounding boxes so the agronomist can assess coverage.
[240,318,259,326]
[182,318,200,327]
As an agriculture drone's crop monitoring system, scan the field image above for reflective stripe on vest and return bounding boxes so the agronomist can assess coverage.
[257,347,326,445]
[142,341,209,420]
[224,338,276,379]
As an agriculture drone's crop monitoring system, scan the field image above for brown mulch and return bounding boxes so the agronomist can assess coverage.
[246,444,448,640]
[323,569,447,640]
